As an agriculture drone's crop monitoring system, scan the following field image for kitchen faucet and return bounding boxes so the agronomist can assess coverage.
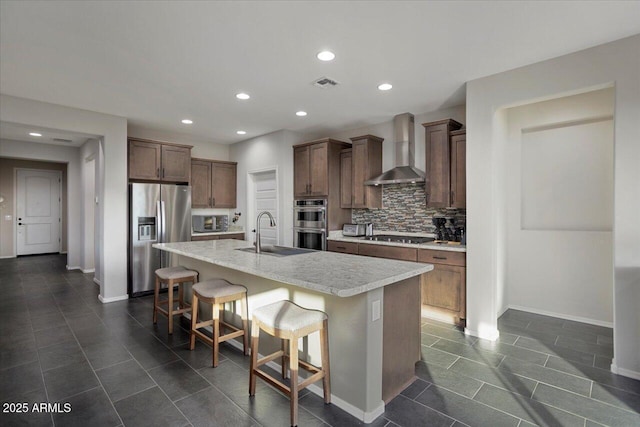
[255,211,276,253]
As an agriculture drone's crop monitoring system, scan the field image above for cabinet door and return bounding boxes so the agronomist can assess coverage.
[340,149,353,208]
[293,146,310,197]
[425,123,451,207]
[129,140,161,180]
[421,264,466,317]
[211,162,237,208]
[308,143,328,196]
[351,140,368,208]
[450,134,466,209]
[191,160,212,208]
[161,145,191,182]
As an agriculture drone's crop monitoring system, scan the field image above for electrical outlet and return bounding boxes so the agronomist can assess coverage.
[372,300,381,322]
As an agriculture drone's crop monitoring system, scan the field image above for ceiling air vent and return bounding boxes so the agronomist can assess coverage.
[53,138,73,143]
[313,76,339,88]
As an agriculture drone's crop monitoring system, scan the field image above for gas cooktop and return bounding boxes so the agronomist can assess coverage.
[363,234,435,244]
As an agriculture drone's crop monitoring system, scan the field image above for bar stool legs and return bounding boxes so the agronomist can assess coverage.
[190,279,249,367]
[153,267,198,334]
[249,301,330,427]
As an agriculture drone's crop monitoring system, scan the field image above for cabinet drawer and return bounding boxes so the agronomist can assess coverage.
[327,241,359,254]
[220,233,245,240]
[418,249,466,266]
[191,235,219,241]
[358,243,417,261]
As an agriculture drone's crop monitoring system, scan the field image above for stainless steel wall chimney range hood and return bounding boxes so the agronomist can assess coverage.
[364,113,425,186]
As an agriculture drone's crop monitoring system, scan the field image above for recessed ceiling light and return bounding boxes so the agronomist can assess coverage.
[236,130,247,135]
[296,111,307,117]
[378,83,393,91]
[181,119,193,124]
[29,132,42,137]
[317,51,335,61]
[236,93,250,100]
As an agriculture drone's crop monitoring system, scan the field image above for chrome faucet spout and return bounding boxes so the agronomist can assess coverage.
[255,211,276,253]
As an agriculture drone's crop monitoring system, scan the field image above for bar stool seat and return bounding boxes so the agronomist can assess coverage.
[249,300,330,427]
[153,266,198,334]
[190,279,249,367]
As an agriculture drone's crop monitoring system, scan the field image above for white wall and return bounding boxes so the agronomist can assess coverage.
[466,34,640,378]
[229,130,304,246]
[80,138,100,273]
[127,125,230,160]
[0,139,81,267]
[0,95,128,302]
[503,88,614,324]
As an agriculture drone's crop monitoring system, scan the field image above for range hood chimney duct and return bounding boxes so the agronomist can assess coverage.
[364,113,426,186]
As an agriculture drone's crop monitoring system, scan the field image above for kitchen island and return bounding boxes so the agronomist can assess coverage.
[153,239,433,422]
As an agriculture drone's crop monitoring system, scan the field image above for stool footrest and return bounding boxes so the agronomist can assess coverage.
[256,350,285,367]
[254,369,291,395]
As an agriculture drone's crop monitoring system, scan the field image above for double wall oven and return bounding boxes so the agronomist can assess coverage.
[293,199,327,251]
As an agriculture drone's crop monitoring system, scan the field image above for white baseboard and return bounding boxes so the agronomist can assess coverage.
[66,265,81,271]
[81,268,95,274]
[93,277,101,285]
[506,304,613,328]
[611,361,640,381]
[0,255,16,259]
[98,294,129,303]
[186,313,385,423]
[60,251,68,254]
[465,327,499,342]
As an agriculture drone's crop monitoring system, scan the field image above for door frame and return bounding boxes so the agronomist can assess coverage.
[247,166,279,246]
[14,167,63,256]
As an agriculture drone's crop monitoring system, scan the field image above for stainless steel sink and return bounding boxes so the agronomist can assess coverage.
[235,245,315,256]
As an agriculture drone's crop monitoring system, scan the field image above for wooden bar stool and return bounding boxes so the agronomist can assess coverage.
[153,266,198,334]
[190,279,249,367]
[249,300,330,427]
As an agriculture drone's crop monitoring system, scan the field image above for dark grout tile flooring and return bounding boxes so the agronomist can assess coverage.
[0,254,638,426]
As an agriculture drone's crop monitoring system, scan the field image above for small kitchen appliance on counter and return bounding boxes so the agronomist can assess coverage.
[193,215,228,233]
[342,223,374,237]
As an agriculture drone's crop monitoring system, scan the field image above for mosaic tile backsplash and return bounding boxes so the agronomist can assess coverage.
[351,183,466,233]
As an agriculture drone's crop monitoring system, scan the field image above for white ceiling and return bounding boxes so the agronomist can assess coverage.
[0,121,96,147]
[1,1,639,145]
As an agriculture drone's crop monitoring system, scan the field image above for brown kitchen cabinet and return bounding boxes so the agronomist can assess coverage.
[340,135,383,209]
[327,240,359,254]
[418,248,466,327]
[191,232,244,241]
[340,149,352,208]
[190,158,237,208]
[293,138,350,198]
[450,129,466,209]
[358,243,417,262]
[422,119,463,208]
[128,138,191,183]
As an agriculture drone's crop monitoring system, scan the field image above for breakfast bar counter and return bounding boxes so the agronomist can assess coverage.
[153,239,433,422]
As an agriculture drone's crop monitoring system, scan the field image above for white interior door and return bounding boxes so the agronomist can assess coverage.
[254,171,278,246]
[16,169,62,255]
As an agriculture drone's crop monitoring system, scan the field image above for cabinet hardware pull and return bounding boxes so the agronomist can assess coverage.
[337,246,346,250]
[212,197,215,206]
[451,190,455,203]
[156,168,160,178]
[433,256,447,260]
[209,197,211,205]
[162,168,165,178]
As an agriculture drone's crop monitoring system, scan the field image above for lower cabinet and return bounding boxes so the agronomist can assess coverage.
[191,233,244,242]
[418,249,466,327]
[328,240,467,327]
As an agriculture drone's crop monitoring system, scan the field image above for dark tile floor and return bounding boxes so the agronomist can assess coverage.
[1,254,639,426]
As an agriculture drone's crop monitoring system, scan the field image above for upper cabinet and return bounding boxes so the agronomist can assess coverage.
[449,129,466,209]
[191,158,237,208]
[340,135,383,209]
[293,138,349,198]
[422,119,463,208]
[128,138,192,183]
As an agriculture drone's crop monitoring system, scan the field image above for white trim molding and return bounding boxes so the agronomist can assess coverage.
[506,304,613,328]
[98,294,128,303]
[66,265,81,271]
[0,255,16,259]
[93,277,101,285]
[611,361,640,381]
[82,268,95,274]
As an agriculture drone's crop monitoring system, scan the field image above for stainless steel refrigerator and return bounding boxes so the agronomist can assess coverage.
[129,183,191,296]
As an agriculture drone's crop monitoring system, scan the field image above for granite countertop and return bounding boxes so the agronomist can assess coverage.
[328,231,467,253]
[153,239,433,297]
[191,230,245,237]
